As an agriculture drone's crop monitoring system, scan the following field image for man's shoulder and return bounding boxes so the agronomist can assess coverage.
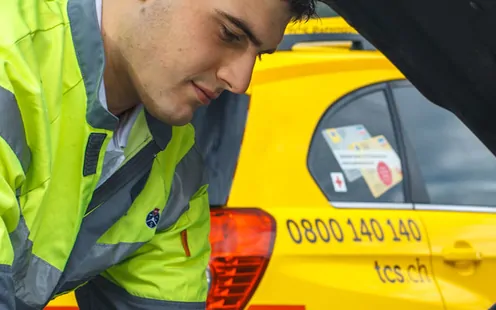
[0,0,73,95]
[1,0,69,48]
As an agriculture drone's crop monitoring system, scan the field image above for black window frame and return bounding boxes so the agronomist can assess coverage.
[386,80,431,204]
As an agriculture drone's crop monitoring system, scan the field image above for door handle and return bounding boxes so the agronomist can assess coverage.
[442,242,482,262]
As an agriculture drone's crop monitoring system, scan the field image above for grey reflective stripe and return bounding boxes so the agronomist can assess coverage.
[0,265,15,309]
[57,141,205,293]
[60,164,150,282]
[8,215,61,308]
[56,241,145,294]
[10,216,32,284]
[14,255,62,308]
[75,276,206,310]
[158,144,207,231]
[57,140,165,293]
[67,0,118,130]
[9,215,62,308]
[0,86,31,173]
[14,298,37,310]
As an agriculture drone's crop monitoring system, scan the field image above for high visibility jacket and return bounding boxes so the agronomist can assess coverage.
[0,0,211,309]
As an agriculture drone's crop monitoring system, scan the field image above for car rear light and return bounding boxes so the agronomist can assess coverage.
[207,208,276,310]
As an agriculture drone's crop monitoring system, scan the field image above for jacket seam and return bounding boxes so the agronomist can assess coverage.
[17,177,51,198]
[14,22,66,45]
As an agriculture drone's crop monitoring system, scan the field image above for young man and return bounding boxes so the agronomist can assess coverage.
[0,0,316,309]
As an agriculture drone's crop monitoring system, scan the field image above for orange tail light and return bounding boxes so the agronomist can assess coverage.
[207,208,276,310]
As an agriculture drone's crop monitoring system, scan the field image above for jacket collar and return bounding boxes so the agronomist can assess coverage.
[144,109,173,151]
[67,0,118,131]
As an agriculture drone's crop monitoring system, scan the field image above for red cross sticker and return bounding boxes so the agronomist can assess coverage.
[331,172,347,192]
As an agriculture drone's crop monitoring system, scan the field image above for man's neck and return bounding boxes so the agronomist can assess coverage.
[100,3,141,117]
[102,48,141,116]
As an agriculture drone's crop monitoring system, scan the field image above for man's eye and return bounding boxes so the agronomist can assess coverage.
[221,25,241,43]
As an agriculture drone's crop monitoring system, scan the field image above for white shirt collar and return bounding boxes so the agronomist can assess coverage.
[96,0,103,28]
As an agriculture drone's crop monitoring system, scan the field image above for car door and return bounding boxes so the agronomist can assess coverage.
[391,80,496,310]
[305,83,445,309]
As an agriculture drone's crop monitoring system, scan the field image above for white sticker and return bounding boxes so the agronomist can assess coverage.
[331,172,347,193]
[332,149,401,170]
[322,124,372,183]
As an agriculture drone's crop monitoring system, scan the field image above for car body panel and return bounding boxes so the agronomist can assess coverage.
[230,51,446,309]
[418,210,496,310]
[229,57,403,209]
[45,292,77,309]
[244,206,444,310]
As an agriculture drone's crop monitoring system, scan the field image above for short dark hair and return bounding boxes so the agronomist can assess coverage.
[287,0,318,21]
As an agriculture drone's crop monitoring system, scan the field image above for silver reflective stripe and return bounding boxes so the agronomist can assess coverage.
[158,145,207,231]
[58,241,145,292]
[0,86,31,172]
[75,276,206,310]
[0,265,15,309]
[15,255,62,308]
[67,0,118,130]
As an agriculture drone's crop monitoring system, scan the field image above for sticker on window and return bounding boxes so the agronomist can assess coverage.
[322,124,372,182]
[331,172,347,192]
[348,135,403,198]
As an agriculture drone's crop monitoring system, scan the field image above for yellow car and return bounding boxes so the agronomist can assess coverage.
[47,4,496,310]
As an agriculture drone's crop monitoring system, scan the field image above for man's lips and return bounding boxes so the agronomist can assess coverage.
[192,82,217,105]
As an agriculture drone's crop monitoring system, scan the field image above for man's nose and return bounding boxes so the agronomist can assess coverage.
[217,53,256,94]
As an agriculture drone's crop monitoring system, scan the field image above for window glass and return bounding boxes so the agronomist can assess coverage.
[394,85,496,206]
[308,89,405,203]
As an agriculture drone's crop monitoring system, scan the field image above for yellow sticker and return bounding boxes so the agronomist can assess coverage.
[323,128,342,144]
[351,135,403,198]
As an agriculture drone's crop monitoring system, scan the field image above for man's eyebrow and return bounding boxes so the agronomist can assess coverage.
[216,10,263,48]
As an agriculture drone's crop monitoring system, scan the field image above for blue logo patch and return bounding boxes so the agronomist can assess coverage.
[146,208,160,228]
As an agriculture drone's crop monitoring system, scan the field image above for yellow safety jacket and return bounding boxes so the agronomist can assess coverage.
[0,0,211,309]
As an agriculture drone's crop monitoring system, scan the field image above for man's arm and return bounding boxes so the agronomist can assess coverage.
[75,182,211,310]
[0,85,30,309]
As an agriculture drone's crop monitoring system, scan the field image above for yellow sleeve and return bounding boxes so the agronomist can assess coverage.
[0,85,29,309]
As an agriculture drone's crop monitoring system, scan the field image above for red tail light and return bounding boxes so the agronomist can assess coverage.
[207,208,276,310]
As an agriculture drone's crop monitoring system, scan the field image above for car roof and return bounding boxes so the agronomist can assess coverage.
[320,0,496,156]
[246,16,400,93]
[280,15,376,51]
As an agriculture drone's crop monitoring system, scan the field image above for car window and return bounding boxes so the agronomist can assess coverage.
[393,85,496,207]
[308,88,405,204]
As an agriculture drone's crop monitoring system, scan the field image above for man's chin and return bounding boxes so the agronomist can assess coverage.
[166,115,193,126]
[150,107,194,126]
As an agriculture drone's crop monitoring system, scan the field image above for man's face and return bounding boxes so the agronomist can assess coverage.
[118,0,292,125]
